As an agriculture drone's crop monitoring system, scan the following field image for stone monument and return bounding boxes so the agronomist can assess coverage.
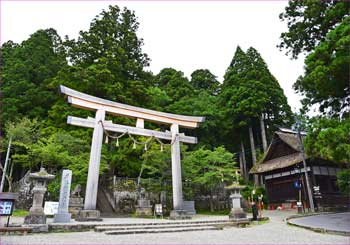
[135,187,152,216]
[53,170,72,223]
[24,168,55,225]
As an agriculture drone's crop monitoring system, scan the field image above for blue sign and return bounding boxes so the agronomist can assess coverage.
[294,180,301,189]
[0,200,14,216]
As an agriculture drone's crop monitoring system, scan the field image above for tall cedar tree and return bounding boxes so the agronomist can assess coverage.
[56,5,151,107]
[220,46,292,161]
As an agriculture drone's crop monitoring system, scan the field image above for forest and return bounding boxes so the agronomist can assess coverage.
[1,1,349,201]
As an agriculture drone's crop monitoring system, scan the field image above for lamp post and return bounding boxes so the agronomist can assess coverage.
[296,119,315,212]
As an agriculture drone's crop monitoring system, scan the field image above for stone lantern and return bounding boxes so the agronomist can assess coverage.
[225,176,249,226]
[24,168,55,225]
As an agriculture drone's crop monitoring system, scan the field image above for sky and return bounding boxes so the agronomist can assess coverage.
[1,1,306,112]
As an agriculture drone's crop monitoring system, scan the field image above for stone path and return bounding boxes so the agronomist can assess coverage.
[1,211,349,244]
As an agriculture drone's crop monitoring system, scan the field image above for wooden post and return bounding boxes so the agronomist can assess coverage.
[84,109,105,210]
[170,124,183,211]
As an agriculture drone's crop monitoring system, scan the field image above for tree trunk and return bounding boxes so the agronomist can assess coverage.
[209,190,214,212]
[240,140,248,181]
[260,113,268,152]
[249,126,259,185]
[239,153,244,179]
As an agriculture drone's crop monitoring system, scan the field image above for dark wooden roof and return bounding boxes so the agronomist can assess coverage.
[250,130,306,174]
[250,153,306,174]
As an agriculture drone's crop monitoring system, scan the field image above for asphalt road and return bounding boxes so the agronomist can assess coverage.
[288,212,350,233]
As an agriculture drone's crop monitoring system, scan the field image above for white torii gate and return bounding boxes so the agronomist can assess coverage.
[60,85,205,220]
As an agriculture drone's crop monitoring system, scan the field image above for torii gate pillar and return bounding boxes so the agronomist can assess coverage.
[60,85,205,221]
[77,109,105,221]
[170,124,183,214]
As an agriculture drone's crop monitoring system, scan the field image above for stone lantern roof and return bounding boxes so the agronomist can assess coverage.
[29,168,55,180]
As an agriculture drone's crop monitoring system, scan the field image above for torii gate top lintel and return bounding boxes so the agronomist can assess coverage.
[60,85,205,129]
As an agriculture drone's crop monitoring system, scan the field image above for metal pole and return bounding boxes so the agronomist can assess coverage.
[0,137,12,192]
[296,124,315,212]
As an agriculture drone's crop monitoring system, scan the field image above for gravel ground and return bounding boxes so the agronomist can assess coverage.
[1,211,349,245]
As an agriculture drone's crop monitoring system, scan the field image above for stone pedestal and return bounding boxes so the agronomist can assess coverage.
[76,210,102,221]
[54,170,72,223]
[135,199,152,216]
[169,210,192,220]
[69,197,84,218]
[24,168,54,225]
[24,214,47,225]
[183,201,196,215]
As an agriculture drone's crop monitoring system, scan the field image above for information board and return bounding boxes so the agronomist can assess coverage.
[0,200,14,216]
[44,201,59,215]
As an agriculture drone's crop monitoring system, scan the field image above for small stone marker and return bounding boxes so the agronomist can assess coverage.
[54,170,72,223]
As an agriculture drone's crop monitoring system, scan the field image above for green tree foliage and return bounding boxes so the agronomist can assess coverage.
[182,146,237,210]
[182,146,237,189]
[304,117,350,194]
[280,2,350,194]
[2,118,41,173]
[304,118,350,165]
[294,17,350,117]
[61,5,151,107]
[336,170,349,194]
[166,91,222,149]
[1,29,66,124]
[278,0,350,58]
[190,69,220,95]
[153,68,194,104]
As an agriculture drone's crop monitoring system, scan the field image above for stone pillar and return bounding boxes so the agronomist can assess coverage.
[170,124,184,218]
[79,109,105,221]
[54,170,72,223]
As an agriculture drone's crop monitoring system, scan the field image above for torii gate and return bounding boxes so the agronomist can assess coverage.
[60,85,205,220]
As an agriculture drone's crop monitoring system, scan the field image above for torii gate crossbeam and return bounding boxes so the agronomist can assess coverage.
[60,85,205,220]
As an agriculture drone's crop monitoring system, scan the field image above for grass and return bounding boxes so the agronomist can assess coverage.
[258,219,270,225]
[197,210,230,216]
[12,209,29,217]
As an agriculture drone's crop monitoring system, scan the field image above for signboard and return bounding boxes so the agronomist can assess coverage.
[313,186,322,198]
[293,180,301,189]
[0,200,14,216]
[154,204,163,216]
[44,201,59,215]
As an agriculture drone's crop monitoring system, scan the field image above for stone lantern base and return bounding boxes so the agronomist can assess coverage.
[24,214,46,225]
[229,208,249,221]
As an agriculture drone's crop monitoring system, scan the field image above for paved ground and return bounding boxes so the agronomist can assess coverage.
[1,211,349,245]
[288,212,350,233]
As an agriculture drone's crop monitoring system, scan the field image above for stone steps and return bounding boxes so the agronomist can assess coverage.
[95,220,231,235]
[95,222,228,232]
[95,219,231,228]
[104,226,222,235]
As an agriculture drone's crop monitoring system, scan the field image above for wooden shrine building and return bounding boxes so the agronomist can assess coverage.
[250,128,348,210]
